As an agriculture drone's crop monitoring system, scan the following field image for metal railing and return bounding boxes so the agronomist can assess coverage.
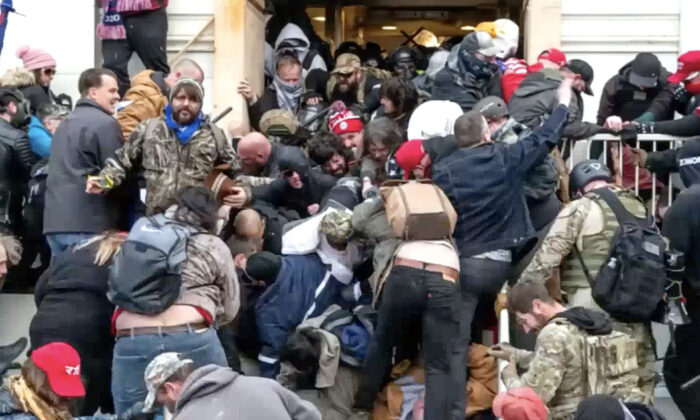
[566,133,693,217]
[496,133,693,399]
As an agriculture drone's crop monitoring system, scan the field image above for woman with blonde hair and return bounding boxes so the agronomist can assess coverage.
[29,232,126,416]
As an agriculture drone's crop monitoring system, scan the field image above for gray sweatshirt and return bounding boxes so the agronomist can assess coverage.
[173,365,321,420]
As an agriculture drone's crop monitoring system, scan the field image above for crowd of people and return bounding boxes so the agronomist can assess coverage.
[0,1,698,419]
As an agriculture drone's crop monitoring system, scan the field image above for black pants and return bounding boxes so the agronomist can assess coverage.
[663,304,700,419]
[355,265,462,420]
[457,257,512,413]
[102,8,170,97]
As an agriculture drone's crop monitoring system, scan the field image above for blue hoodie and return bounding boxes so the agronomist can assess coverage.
[26,115,51,157]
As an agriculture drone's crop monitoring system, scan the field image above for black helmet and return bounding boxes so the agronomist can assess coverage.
[569,160,612,198]
[388,46,419,68]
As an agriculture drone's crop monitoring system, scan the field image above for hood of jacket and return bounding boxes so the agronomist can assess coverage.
[176,365,239,413]
[554,307,613,336]
[511,68,562,99]
[0,67,35,90]
[274,23,310,52]
[27,115,49,135]
[278,145,310,179]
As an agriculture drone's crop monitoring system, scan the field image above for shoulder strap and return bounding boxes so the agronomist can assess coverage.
[302,50,317,70]
[588,188,642,226]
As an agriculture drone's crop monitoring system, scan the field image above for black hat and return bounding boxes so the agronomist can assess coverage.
[565,59,594,95]
[574,394,624,420]
[629,53,661,89]
[569,160,611,197]
[473,96,509,121]
[246,251,281,283]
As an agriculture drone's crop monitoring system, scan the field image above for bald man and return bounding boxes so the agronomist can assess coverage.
[234,132,282,187]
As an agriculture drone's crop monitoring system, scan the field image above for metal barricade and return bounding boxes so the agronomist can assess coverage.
[567,133,692,217]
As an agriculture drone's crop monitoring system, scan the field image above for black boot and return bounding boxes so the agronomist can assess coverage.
[0,337,28,375]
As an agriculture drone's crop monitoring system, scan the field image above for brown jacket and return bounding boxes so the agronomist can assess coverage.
[117,70,168,140]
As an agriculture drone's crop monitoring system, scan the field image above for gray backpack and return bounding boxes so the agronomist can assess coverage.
[108,214,192,314]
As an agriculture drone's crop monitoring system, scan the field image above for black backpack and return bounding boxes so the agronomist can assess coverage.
[574,188,667,323]
[22,159,49,241]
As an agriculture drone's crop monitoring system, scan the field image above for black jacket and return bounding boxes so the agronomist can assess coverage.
[44,99,124,234]
[430,56,502,111]
[663,185,700,301]
[597,62,675,124]
[0,119,35,234]
[29,242,114,356]
[251,147,337,218]
[432,104,568,259]
[249,87,280,131]
[509,69,602,140]
[20,84,55,115]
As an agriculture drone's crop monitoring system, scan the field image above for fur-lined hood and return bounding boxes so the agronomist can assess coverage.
[0,67,35,89]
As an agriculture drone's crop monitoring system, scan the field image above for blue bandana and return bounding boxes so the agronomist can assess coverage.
[164,104,203,145]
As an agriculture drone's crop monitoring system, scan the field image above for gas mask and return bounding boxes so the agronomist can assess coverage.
[0,89,31,128]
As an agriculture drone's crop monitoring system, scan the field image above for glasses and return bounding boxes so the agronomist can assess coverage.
[281,170,295,178]
[42,68,56,76]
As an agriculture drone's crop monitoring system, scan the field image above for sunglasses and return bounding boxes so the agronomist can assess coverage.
[281,169,295,178]
[42,68,56,76]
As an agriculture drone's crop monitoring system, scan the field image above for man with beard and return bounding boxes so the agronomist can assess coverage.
[308,131,348,178]
[489,282,644,419]
[323,53,384,114]
[251,146,337,219]
[87,78,248,214]
[238,54,304,131]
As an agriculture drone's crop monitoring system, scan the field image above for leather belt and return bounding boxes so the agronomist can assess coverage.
[115,322,209,338]
[393,257,459,283]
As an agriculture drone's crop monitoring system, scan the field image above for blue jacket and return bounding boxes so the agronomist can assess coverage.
[26,116,51,158]
[255,253,350,378]
[432,104,569,261]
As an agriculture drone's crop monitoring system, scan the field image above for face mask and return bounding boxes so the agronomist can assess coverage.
[10,100,30,128]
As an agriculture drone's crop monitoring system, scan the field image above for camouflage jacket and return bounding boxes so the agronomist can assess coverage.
[502,318,588,420]
[519,188,645,295]
[100,116,240,214]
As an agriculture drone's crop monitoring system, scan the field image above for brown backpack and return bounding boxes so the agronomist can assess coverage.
[380,180,457,241]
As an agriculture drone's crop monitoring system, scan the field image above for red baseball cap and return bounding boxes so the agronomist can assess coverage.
[668,50,700,83]
[30,342,85,398]
[537,48,566,67]
[328,109,364,135]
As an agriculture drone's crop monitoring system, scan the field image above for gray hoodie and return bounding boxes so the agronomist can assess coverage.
[173,365,321,420]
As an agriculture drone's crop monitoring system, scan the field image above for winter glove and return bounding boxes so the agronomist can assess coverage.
[673,84,691,104]
[633,121,655,134]
[501,356,519,382]
[487,343,518,361]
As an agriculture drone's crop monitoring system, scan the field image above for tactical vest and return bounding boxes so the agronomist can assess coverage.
[561,190,647,292]
[326,67,391,107]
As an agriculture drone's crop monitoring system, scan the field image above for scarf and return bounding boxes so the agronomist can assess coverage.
[457,50,497,81]
[273,75,303,113]
[315,235,361,285]
[96,0,126,40]
[6,375,71,420]
[164,104,203,145]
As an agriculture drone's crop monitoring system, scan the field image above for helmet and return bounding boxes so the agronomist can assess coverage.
[569,160,612,198]
[320,210,353,243]
[388,46,419,68]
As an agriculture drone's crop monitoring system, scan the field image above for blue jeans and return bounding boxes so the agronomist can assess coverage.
[111,328,227,416]
[46,233,96,257]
